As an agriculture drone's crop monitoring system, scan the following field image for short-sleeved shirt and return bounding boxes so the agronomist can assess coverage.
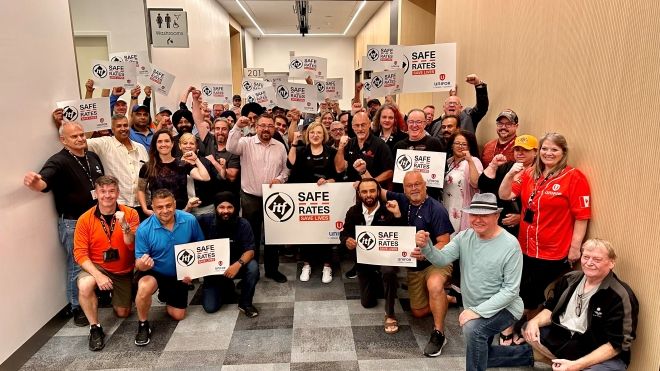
[139,160,193,210]
[129,128,154,151]
[392,135,446,198]
[481,138,515,166]
[73,204,139,274]
[212,147,241,195]
[386,191,454,271]
[208,217,254,263]
[511,166,591,260]
[288,145,339,183]
[342,133,393,182]
[135,210,204,277]
[39,149,104,218]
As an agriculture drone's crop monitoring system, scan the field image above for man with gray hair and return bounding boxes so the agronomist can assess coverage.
[429,74,489,134]
[24,121,105,326]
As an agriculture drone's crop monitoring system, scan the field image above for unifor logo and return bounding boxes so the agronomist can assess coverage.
[92,64,108,79]
[290,58,303,69]
[277,85,289,99]
[62,106,79,121]
[357,231,376,251]
[177,249,195,267]
[316,82,325,93]
[396,154,412,171]
[402,251,407,257]
[110,56,122,62]
[242,81,252,91]
[202,86,212,96]
[372,76,383,88]
[367,48,379,61]
[264,192,295,222]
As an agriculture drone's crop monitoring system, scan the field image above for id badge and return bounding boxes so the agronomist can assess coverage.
[523,209,534,223]
[90,190,97,200]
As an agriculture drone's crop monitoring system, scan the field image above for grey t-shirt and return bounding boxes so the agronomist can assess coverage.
[559,276,599,334]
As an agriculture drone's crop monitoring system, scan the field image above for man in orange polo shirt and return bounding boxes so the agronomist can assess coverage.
[73,175,139,351]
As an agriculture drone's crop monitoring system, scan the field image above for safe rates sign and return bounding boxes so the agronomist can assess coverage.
[393,149,446,188]
[275,82,318,114]
[57,97,111,133]
[289,56,327,81]
[201,83,232,104]
[174,238,230,280]
[262,183,355,245]
[90,59,137,89]
[355,226,417,267]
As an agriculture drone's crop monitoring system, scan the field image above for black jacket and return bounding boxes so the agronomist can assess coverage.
[340,201,405,247]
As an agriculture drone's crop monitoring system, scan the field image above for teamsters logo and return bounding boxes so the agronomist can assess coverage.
[357,231,376,251]
[265,192,295,222]
[396,154,412,171]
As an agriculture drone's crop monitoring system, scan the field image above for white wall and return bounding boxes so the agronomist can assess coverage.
[147,0,234,110]
[0,0,80,364]
[253,37,356,109]
[244,31,255,68]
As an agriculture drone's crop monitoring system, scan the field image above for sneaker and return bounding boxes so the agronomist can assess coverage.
[423,329,447,357]
[321,266,333,284]
[73,307,89,327]
[265,270,288,283]
[135,321,152,346]
[238,305,259,318]
[300,265,311,282]
[344,265,358,279]
[88,324,105,351]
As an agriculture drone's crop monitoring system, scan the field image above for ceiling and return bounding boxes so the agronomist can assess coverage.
[217,0,385,37]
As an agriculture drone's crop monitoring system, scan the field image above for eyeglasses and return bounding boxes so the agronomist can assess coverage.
[407,120,425,126]
[404,182,424,189]
[445,102,460,106]
[496,121,517,128]
[257,125,276,129]
[453,142,469,148]
[330,128,344,132]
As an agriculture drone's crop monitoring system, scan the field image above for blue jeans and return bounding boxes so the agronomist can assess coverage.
[58,218,80,307]
[463,309,534,371]
[201,259,259,313]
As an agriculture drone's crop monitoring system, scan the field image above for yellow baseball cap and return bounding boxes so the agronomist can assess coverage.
[514,135,539,150]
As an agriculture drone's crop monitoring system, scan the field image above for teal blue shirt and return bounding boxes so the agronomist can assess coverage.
[421,228,524,319]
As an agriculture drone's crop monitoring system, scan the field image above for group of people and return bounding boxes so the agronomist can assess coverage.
[24,74,638,371]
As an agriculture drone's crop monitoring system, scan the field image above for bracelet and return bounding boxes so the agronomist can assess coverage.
[131,96,138,99]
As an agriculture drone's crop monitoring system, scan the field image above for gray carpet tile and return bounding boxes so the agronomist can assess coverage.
[223,328,292,365]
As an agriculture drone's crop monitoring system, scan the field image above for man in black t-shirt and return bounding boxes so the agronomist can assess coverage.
[24,121,104,327]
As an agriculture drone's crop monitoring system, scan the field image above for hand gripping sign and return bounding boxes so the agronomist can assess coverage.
[355,226,417,267]
[57,97,111,133]
[393,149,447,188]
[175,239,230,280]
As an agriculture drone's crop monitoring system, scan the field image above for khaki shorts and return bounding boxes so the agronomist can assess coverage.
[407,264,452,310]
[78,265,133,309]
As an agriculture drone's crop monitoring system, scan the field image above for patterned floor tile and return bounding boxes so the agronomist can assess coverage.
[290,327,357,363]
[290,360,359,371]
[223,328,292,365]
[234,302,294,331]
[164,306,238,351]
[293,300,350,329]
[351,325,424,360]
[155,349,225,369]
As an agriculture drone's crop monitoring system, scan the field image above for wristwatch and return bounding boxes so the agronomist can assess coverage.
[237,259,245,267]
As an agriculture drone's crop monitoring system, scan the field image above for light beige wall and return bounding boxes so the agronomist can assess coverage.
[355,2,391,70]
[435,1,659,369]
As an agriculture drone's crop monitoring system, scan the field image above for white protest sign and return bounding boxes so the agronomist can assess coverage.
[264,73,289,87]
[174,239,230,280]
[90,60,136,89]
[289,56,327,81]
[355,226,417,268]
[241,78,266,96]
[364,45,404,71]
[146,64,176,95]
[315,78,343,100]
[393,149,446,188]
[262,182,355,245]
[401,43,456,93]
[362,69,404,98]
[274,82,318,114]
[244,68,264,79]
[149,10,189,48]
[201,83,232,104]
[57,98,111,133]
[245,86,277,109]
[109,51,150,83]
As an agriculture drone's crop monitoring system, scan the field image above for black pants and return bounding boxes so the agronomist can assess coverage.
[357,264,399,316]
[240,191,279,274]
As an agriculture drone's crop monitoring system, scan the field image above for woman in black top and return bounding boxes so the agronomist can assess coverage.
[287,121,339,284]
[372,104,408,156]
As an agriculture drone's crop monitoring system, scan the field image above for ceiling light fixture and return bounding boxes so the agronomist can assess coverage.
[235,0,264,35]
[343,0,366,35]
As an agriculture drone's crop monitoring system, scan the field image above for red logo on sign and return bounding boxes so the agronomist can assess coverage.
[439,74,446,81]
[218,261,223,266]
[335,221,344,230]
[402,251,407,257]
[431,173,436,179]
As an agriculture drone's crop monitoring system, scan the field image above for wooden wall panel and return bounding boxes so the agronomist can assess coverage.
[435,1,660,369]
[355,2,391,70]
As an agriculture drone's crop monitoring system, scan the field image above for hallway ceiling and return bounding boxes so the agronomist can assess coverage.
[217,0,385,37]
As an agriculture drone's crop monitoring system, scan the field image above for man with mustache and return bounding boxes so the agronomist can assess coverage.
[129,104,153,151]
[206,117,241,196]
[481,110,519,166]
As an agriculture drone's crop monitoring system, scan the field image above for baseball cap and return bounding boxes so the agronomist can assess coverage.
[132,104,150,113]
[157,106,172,115]
[514,135,539,150]
[496,109,519,124]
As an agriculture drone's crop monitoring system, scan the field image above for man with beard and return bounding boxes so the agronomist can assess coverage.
[435,74,489,133]
[367,99,382,120]
[341,179,405,334]
[201,192,260,317]
[86,115,148,218]
[205,117,241,196]
[433,115,461,151]
[481,110,519,165]
[227,112,289,283]
[232,94,242,116]
[129,105,154,150]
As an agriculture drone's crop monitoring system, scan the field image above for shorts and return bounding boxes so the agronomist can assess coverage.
[78,265,133,308]
[520,255,570,309]
[407,264,452,310]
[135,270,189,309]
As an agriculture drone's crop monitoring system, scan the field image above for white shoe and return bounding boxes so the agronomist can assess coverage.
[321,266,333,284]
[300,265,311,282]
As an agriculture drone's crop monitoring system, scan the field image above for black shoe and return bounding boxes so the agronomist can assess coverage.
[238,305,259,318]
[265,271,287,283]
[88,324,105,351]
[423,329,447,357]
[59,303,73,319]
[135,321,152,346]
[344,265,358,279]
[73,307,89,327]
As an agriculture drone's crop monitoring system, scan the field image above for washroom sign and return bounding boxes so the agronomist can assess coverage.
[149,9,189,48]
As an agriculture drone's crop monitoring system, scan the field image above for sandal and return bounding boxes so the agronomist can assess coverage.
[384,315,399,334]
[499,332,514,346]
[513,333,527,345]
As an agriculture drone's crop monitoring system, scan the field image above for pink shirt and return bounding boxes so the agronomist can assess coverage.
[227,126,289,196]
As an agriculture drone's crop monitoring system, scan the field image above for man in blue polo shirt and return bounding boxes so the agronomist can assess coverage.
[134,189,204,346]
[129,105,154,150]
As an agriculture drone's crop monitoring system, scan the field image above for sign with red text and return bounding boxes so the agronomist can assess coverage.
[274,82,318,114]
[264,73,289,87]
[201,83,232,104]
[57,98,111,133]
[146,64,176,95]
[90,60,136,89]
[362,69,404,98]
[174,239,230,280]
[364,45,404,71]
[245,86,277,109]
[109,51,150,83]
[315,78,343,100]
[289,56,327,81]
[393,149,446,188]
[241,78,266,96]
[262,182,355,245]
[355,226,417,267]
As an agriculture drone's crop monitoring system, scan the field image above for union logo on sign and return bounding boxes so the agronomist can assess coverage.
[367,48,379,61]
[290,59,303,69]
[396,154,413,171]
[92,64,108,79]
[176,249,195,267]
[62,106,79,121]
[264,192,295,222]
[439,73,446,81]
[357,231,376,251]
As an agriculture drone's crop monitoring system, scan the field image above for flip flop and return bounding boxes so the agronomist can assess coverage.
[384,315,399,334]
[499,332,514,346]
